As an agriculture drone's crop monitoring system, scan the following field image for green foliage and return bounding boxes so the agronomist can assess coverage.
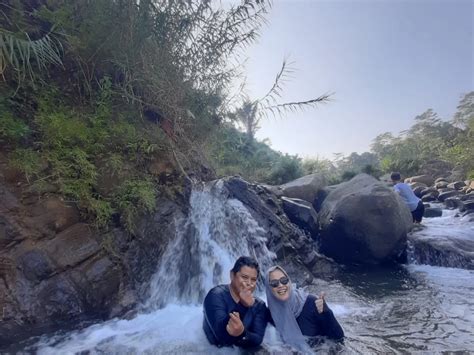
[230,60,331,140]
[205,124,304,184]
[302,157,340,184]
[0,111,30,142]
[268,154,303,185]
[114,178,156,231]
[370,93,474,179]
[10,148,42,182]
[341,170,357,181]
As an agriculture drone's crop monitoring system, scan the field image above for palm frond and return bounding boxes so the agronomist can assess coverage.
[0,30,63,81]
[259,58,295,107]
[260,93,332,118]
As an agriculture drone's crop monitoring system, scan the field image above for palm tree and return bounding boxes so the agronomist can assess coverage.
[233,59,331,140]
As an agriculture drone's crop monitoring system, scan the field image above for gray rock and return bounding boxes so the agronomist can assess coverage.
[438,190,462,202]
[40,223,100,270]
[17,249,54,283]
[412,186,425,198]
[421,193,438,202]
[444,197,463,210]
[420,187,439,198]
[447,181,466,190]
[435,181,449,189]
[434,177,448,183]
[424,207,443,218]
[281,197,319,239]
[319,174,412,265]
[460,200,474,213]
[409,182,428,190]
[406,175,434,186]
[278,173,326,204]
[409,232,474,270]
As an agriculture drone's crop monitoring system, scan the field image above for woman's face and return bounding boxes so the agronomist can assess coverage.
[269,269,291,301]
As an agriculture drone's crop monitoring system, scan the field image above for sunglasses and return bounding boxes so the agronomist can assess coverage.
[269,276,289,288]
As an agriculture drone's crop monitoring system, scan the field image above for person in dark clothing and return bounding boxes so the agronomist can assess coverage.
[203,256,268,349]
[265,265,344,351]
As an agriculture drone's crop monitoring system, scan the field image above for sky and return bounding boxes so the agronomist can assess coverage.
[241,0,473,160]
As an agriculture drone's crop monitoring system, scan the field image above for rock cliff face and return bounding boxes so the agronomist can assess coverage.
[0,159,189,346]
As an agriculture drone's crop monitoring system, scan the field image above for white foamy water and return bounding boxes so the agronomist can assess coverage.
[417,203,474,240]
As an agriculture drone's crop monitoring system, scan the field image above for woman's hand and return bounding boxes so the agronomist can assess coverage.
[315,292,325,314]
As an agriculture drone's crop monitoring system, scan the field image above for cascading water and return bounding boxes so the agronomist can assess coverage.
[407,203,474,269]
[144,180,276,309]
[20,184,474,354]
[28,181,280,354]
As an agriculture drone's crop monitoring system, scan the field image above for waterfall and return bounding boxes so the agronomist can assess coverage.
[29,181,279,354]
[145,180,276,309]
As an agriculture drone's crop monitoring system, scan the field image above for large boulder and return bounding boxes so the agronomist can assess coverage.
[406,175,434,186]
[277,173,326,205]
[281,197,319,239]
[318,174,412,265]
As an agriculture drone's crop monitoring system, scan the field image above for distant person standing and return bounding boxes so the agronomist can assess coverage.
[391,172,425,223]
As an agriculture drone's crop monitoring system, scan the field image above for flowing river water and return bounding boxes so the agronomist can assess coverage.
[17,183,474,354]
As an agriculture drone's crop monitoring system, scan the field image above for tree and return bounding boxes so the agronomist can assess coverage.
[232,60,331,140]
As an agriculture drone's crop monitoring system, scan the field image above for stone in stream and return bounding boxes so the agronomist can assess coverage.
[424,207,443,218]
[438,190,462,202]
[420,187,439,198]
[412,185,426,198]
[447,181,466,190]
[318,174,412,265]
[409,233,474,270]
[421,193,439,202]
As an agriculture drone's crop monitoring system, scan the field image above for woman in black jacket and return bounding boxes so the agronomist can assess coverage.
[265,265,344,350]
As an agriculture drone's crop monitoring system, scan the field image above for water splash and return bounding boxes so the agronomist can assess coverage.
[144,181,276,309]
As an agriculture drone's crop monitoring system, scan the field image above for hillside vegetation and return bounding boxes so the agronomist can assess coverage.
[1,1,472,231]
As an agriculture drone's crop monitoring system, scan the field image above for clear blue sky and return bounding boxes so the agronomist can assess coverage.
[243,0,473,159]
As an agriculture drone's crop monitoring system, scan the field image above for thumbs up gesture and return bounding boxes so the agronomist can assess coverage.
[315,292,325,314]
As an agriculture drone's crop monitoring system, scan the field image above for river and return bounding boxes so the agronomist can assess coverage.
[19,184,474,354]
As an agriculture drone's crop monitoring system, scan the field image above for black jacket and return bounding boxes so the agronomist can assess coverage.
[203,285,268,348]
[296,294,344,340]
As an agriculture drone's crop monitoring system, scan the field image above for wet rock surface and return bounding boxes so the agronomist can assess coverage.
[222,177,338,279]
[0,174,188,347]
[318,174,412,265]
[409,231,474,270]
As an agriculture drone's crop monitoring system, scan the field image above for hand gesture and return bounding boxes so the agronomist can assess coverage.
[226,312,244,337]
[239,288,255,307]
[315,292,325,314]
